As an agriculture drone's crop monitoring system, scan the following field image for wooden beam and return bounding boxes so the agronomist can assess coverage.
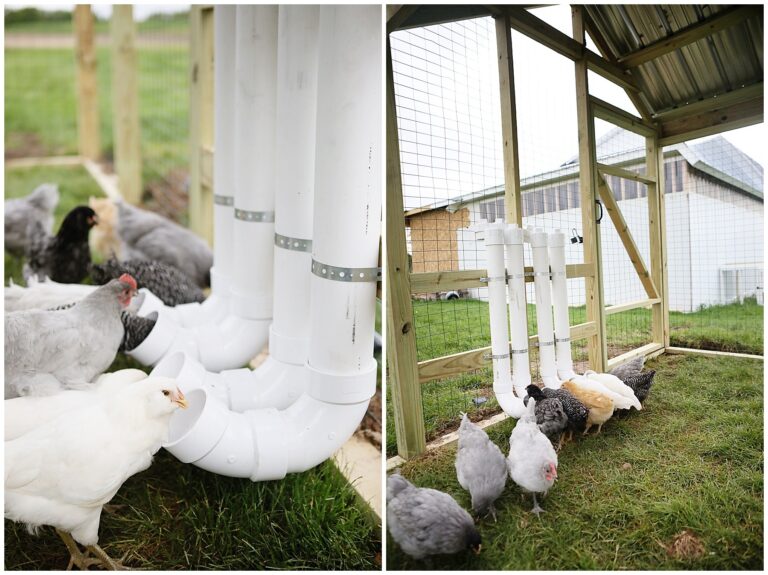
[659,97,764,146]
[584,51,639,93]
[605,298,660,316]
[590,96,657,137]
[495,15,523,226]
[409,263,595,294]
[74,5,100,161]
[417,321,598,384]
[573,5,608,373]
[653,82,764,122]
[110,5,142,203]
[386,5,418,32]
[665,347,763,361]
[82,158,122,201]
[597,175,659,299]
[618,6,761,69]
[386,41,426,459]
[502,5,581,60]
[5,156,82,169]
[606,343,665,371]
[188,6,215,246]
[597,162,656,186]
[388,5,492,32]
[646,135,668,347]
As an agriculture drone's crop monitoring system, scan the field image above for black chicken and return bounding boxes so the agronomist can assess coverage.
[91,258,205,306]
[23,206,97,284]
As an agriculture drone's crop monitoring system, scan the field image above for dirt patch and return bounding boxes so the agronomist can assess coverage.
[144,168,189,223]
[664,530,705,561]
[5,132,48,159]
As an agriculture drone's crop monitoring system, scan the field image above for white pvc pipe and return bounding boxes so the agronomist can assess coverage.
[529,229,561,388]
[159,5,381,479]
[549,230,578,380]
[504,224,532,399]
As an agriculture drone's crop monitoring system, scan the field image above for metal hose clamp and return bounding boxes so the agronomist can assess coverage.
[235,208,275,223]
[274,233,312,253]
[311,259,381,283]
[214,195,234,206]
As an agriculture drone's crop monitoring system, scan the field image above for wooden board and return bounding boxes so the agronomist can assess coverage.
[606,342,665,371]
[646,135,668,346]
[605,298,660,316]
[665,347,763,360]
[597,162,656,186]
[74,5,100,161]
[591,96,656,137]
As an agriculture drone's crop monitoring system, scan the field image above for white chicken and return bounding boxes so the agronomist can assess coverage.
[574,373,641,411]
[5,369,148,441]
[5,376,188,570]
[507,399,558,516]
[4,274,137,399]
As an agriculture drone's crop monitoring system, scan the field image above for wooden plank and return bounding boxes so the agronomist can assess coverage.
[386,41,426,459]
[665,347,763,361]
[606,342,665,371]
[502,5,581,60]
[618,6,761,69]
[591,96,656,137]
[417,321,598,384]
[654,82,763,122]
[646,135,668,347]
[655,144,670,347]
[332,434,382,520]
[409,262,595,294]
[5,156,82,169]
[82,158,122,201]
[495,15,523,226]
[110,5,142,204]
[386,5,418,32]
[597,162,656,186]
[605,298,660,316]
[659,97,763,146]
[573,6,607,373]
[74,5,100,161]
[188,6,215,246]
[598,175,659,299]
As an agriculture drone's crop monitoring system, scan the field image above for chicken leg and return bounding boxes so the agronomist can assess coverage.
[530,493,545,517]
[56,529,129,571]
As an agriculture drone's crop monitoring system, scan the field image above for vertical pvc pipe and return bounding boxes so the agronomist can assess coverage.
[271,5,319,366]
[485,224,513,396]
[307,5,380,406]
[211,6,236,297]
[231,6,277,322]
[505,225,532,398]
[549,230,577,380]
[529,229,560,388]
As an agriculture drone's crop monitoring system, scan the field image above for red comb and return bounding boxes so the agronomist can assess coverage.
[119,273,137,290]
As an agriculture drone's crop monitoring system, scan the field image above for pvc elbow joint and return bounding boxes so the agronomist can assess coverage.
[542,375,563,389]
[496,392,527,419]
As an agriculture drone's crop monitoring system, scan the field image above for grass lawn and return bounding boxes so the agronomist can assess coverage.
[5,13,190,36]
[387,353,763,570]
[4,166,382,570]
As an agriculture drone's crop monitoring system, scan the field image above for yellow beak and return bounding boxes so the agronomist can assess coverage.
[174,389,189,409]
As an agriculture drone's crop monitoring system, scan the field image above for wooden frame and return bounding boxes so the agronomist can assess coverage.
[188,6,215,245]
[74,5,100,161]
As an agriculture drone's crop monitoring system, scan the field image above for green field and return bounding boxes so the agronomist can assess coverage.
[387,353,763,570]
[4,165,382,570]
[5,12,189,35]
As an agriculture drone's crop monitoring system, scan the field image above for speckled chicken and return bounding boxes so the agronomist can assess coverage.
[91,258,205,306]
[525,385,588,444]
[119,311,157,352]
[387,474,481,561]
[23,206,97,284]
[506,399,558,516]
[5,275,137,399]
[5,183,59,256]
[455,413,507,520]
[116,201,213,287]
[562,379,614,435]
[524,384,568,449]
[609,355,645,383]
[623,370,657,404]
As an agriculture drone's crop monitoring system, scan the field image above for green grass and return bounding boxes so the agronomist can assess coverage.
[387,354,763,570]
[4,166,382,570]
[5,13,189,35]
[670,299,764,356]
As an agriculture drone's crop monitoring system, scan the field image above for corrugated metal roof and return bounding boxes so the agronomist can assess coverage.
[584,5,764,115]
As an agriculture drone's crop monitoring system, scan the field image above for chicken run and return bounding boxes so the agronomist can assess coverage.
[5,6,381,570]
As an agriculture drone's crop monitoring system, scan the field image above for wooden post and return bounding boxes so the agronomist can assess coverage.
[648,137,670,346]
[494,15,522,226]
[188,6,215,244]
[74,5,100,160]
[111,5,142,203]
[573,6,607,372]
[386,40,426,459]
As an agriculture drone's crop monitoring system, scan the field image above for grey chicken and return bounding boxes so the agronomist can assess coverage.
[5,183,59,256]
[455,413,507,519]
[525,384,569,449]
[387,474,481,561]
[23,206,97,284]
[609,355,645,383]
[623,370,657,404]
[524,385,588,444]
[91,258,205,306]
[116,201,213,287]
[5,274,137,399]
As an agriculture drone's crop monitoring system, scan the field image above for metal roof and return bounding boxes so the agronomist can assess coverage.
[584,5,764,116]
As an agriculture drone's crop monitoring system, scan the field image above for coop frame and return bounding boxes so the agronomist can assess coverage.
[386,4,764,462]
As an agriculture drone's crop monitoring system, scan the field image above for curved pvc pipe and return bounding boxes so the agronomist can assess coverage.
[159,6,381,479]
[548,230,578,380]
[504,224,532,399]
[484,224,526,418]
[529,229,561,389]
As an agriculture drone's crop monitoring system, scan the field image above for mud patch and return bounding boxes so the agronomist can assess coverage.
[665,530,705,561]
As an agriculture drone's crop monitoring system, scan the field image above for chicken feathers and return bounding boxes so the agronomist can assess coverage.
[5,183,59,257]
[561,379,614,434]
[524,384,569,448]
